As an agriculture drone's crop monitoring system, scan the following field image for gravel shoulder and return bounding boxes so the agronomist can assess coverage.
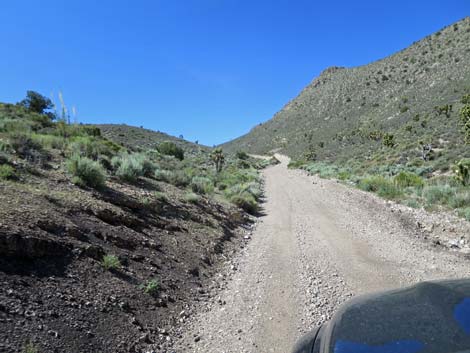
[171,155,470,353]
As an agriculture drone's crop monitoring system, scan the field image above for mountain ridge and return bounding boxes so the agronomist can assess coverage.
[221,17,470,168]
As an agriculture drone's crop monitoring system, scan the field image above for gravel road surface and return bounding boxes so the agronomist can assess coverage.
[172,155,470,353]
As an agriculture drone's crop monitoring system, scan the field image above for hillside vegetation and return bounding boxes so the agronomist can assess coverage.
[222,17,470,220]
[0,94,269,352]
[97,123,208,156]
[223,17,470,165]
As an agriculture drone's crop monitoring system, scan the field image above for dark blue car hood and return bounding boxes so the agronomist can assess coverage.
[315,279,470,353]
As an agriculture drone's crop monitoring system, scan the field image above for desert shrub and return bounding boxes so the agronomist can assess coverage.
[404,199,420,209]
[423,185,455,205]
[449,191,470,209]
[168,170,191,187]
[244,182,263,201]
[154,169,173,182]
[155,169,190,187]
[140,279,159,295]
[358,176,402,199]
[236,150,249,160]
[184,192,200,204]
[102,255,120,270]
[382,133,395,148]
[69,136,101,159]
[191,176,214,195]
[9,132,46,163]
[394,172,424,188]
[230,192,259,214]
[0,164,15,180]
[454,159,470,186]
[114,153,154,182]
[31,134,66,150]
[154,191,168,202]
[140,156,157,177]
[458,208,470,221]
[287,160,306,169]
[157,141,184,160]
[238,159,251,169]
[98,155,113,171]
[67,154,106,189]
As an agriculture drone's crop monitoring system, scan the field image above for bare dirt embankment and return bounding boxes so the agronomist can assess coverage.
[171,155,470,353]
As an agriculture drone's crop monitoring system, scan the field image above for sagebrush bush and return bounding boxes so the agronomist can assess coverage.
[423,185,455,205]
[394,172,424,188]
[114,154,154,182]
[191,176,214,194]
[458,208,470,221]
[358,176,402,199]
[169,170,191,187]
[67,154,106,189]
[32,134,66,150]
[0,164,15,180]
[449,191,470,209]
[184,192,200,204]
[231,192,259,214]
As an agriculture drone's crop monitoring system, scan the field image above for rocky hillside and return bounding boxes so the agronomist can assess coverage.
[0,100,265,353]
[97,124,209,155]
[222,17,470,168]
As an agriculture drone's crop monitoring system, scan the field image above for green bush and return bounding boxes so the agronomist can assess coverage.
[449,191,470,209]
[454,159,470,186]
[67,154,106,189]
[288,160,306,169]
[157,141,184,160]
[32,134,66,150]
[423,185,455,205]
[140,279,159,295]
[394,172,424,188]
[184,192,200,204]
[9,132,45,162]
[114,153,154,182]
[154,169,173,182]
[236,150,249,160]
[102,255,120,270]
[358,176,402,199]
[458,207,470,221]
[230,192,259,214]
[191,176,214,195]
[0,164,15,180]
[168,170,191,187]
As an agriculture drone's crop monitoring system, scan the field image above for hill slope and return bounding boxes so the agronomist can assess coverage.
[0,102,263,352]
[97,124,209,155]
[222,17,470,167]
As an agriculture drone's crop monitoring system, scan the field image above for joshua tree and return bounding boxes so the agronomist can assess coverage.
[420,142,433,161]
[211,148,225,173]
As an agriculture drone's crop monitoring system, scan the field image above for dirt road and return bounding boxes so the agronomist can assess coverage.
[173,155,470,353]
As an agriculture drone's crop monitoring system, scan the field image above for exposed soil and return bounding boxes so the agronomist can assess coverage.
[0,167,251,353]
[172,155,470,353]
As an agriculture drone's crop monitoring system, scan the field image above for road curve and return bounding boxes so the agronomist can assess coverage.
[173,155,470,353]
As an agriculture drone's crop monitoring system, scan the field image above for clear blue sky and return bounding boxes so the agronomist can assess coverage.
[1,1,468,145]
